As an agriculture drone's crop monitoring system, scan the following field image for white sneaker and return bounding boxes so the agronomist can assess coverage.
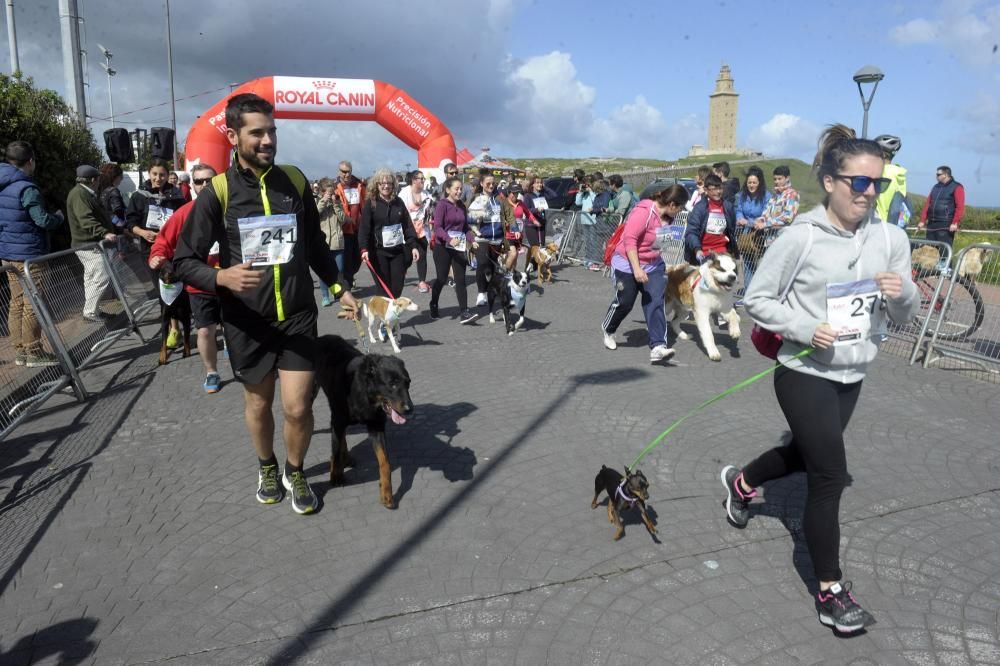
[476,292,487,307]
[602,330,617,350]
[650,345,675,363]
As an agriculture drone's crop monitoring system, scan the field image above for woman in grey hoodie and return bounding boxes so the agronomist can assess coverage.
[720,124,918,633]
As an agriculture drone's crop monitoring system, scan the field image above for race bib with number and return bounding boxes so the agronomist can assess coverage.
[706,210,727,235]
[381,223,404,248]
[447,230,467,252]
[344,188,360,205]
[146,205,172,231]
[650,223,680,252]
[533,197,548,211]
[827,278,885,346]
[238,213,297,266]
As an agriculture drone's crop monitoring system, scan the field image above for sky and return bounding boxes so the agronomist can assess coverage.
[2,0,998,205]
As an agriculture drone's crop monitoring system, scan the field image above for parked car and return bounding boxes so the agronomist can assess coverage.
[543,177,580,211]
[638,177,698,201]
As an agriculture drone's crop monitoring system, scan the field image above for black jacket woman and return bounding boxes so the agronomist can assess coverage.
[359,168,420,298]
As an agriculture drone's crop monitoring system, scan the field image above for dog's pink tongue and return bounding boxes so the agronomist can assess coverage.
[390,408,407,425]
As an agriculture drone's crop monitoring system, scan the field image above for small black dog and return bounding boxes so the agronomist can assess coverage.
[485,262,529,336]
[313,334,414,509]
[591,465,657,541]
[157,261,191,365]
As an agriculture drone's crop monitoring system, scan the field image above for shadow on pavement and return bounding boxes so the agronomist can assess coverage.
[265,367,650,665]
[0,617,99,665]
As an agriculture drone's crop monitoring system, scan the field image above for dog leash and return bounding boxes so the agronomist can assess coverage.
[629,348,814,469]
[336,305,370,353]
[362,254,397,299]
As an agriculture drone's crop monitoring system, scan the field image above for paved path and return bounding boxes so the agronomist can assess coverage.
[2,265,999,665]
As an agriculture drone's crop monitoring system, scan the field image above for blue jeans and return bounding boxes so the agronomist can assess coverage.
[319,249,345,297]
[602,264,667,348]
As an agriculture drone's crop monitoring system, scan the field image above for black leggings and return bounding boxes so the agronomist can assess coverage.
[413,236,428,283]
[742,366,862,582]
[369,248,407,298]
[343,234,359,284]
[430,243,468,311]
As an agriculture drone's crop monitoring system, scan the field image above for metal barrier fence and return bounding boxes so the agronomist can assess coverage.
[0,240,157,441]
[557,212,622,267]
[921,243,1000,380]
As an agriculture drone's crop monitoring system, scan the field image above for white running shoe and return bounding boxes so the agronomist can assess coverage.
[476,292,488,307]
[649,345,675,363]
[602,330,617,350]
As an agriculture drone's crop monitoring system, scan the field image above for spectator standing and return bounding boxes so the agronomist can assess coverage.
[684,174,739,264]
[429,177,478,324]
[575,175,600,270]
[713,161,740,204]
[0,141,65,367]
[358,169,420,299]
[873,135,905,226]
[335,160,366,288]
[759,165,800,229]
[686,166,712,212]
[177,172,192,202]
[734,165,772,300]
[609,174,636,219]
[66,165,118,322]
[730,124,918,632]
[96,163,128,256]
[316,177,345,306]
[601,184,689,363]
[917,166,965,248]
[398,170,433,293]
[148,163,224,393]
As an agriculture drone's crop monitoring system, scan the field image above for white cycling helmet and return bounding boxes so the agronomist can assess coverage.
[874,134,901,157]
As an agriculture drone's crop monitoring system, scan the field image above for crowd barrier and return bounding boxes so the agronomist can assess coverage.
[921,243,999,379]
[0,240,157,441]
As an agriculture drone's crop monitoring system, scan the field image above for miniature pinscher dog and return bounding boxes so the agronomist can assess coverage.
[591,465,657,541]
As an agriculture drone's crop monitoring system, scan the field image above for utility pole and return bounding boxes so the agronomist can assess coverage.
[5,0,18,74]
[98,43,115,127]
[165,0,179,161]
[58,0,86,123]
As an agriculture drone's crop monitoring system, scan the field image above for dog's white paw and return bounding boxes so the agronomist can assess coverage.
[507,330,514,336]
[730,330,741,341]
[678,331,691,341]
[708,350,722,362]
[514,316,524,330]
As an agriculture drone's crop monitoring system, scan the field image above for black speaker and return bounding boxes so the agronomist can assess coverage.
[103,127,134,163]
[149,127,175,161]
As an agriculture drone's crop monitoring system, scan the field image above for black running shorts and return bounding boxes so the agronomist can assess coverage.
[223,309,318,385]
[189,293,222,329]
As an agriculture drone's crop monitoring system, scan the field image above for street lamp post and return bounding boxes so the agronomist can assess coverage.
[98,43,115,127]
[852,65,884,139]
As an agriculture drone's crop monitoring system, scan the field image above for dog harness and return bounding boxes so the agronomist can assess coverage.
[615,480,639,508]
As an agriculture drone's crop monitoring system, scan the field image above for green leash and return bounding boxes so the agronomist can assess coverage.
[628,348,815,470]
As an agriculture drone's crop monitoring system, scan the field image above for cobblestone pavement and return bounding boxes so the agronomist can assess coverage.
[1,264,999,665]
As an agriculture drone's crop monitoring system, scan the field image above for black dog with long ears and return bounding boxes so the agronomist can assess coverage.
[591,465,657,541]
[314,334,413,509]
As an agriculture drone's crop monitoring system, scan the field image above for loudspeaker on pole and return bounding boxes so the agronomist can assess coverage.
[103,127,135,163]
[149,127,176,161]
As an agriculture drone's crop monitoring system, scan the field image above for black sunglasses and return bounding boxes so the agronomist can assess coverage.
[339,170,351,175]
[833,174,891,194]
[192,177,212,185]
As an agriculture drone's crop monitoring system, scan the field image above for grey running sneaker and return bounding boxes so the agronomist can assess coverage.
[459,309,479,325]
[721,465,754,528]
[649,345,675,363]
[24,351,60,368]
[282,469,318,515]
[816,581,876,633]
[256,463,283,504]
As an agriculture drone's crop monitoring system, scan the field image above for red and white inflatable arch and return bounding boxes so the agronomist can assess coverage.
[184,76,456,179]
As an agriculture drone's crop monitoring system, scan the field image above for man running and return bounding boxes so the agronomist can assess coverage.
[174,93,357,515]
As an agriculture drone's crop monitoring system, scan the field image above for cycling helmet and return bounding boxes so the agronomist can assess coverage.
[874,134,901,157]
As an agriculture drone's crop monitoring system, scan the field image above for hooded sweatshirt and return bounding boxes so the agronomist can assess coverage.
[744,205,918,384]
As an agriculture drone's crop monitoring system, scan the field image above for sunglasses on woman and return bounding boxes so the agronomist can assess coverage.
[833,174,892,194]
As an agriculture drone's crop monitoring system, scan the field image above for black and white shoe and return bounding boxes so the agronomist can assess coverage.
[720,465,754,528]
[282,469,317,515]
[256,463,283,504]
[459,309,479,325]
[816,581,876,633]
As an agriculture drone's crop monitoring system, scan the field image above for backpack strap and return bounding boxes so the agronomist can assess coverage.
[212,164,307,216]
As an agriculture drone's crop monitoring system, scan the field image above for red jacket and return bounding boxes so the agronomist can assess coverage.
[148,200,218,295]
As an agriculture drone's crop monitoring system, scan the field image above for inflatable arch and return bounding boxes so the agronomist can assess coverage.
[184,76,456,180]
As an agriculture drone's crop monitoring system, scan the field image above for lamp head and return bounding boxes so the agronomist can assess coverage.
[853,65,884,85]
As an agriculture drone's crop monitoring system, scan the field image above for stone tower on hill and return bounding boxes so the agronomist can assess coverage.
[708,64,738,153]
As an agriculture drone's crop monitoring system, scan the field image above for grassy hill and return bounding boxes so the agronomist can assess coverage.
[502,156,1000,230]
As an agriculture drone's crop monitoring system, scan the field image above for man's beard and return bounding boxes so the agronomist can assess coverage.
[238,141,275,170]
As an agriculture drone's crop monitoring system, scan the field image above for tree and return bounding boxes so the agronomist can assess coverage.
[0,73,102,217]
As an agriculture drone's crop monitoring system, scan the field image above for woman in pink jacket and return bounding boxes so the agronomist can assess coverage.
[601,184,689,364]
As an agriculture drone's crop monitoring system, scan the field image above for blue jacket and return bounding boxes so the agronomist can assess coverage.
[734,190,772,223]
[0,163,49,260]
[684,197,739,263]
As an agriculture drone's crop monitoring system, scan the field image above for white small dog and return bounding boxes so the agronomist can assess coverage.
[665,253,740,361]
[363,296,418,354]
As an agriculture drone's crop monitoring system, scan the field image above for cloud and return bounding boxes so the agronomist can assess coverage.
[592,98,703,158]
[959,92,1000,155]
[747,114,820,157]
[889,2,1000,66]
[505,51,597,145]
